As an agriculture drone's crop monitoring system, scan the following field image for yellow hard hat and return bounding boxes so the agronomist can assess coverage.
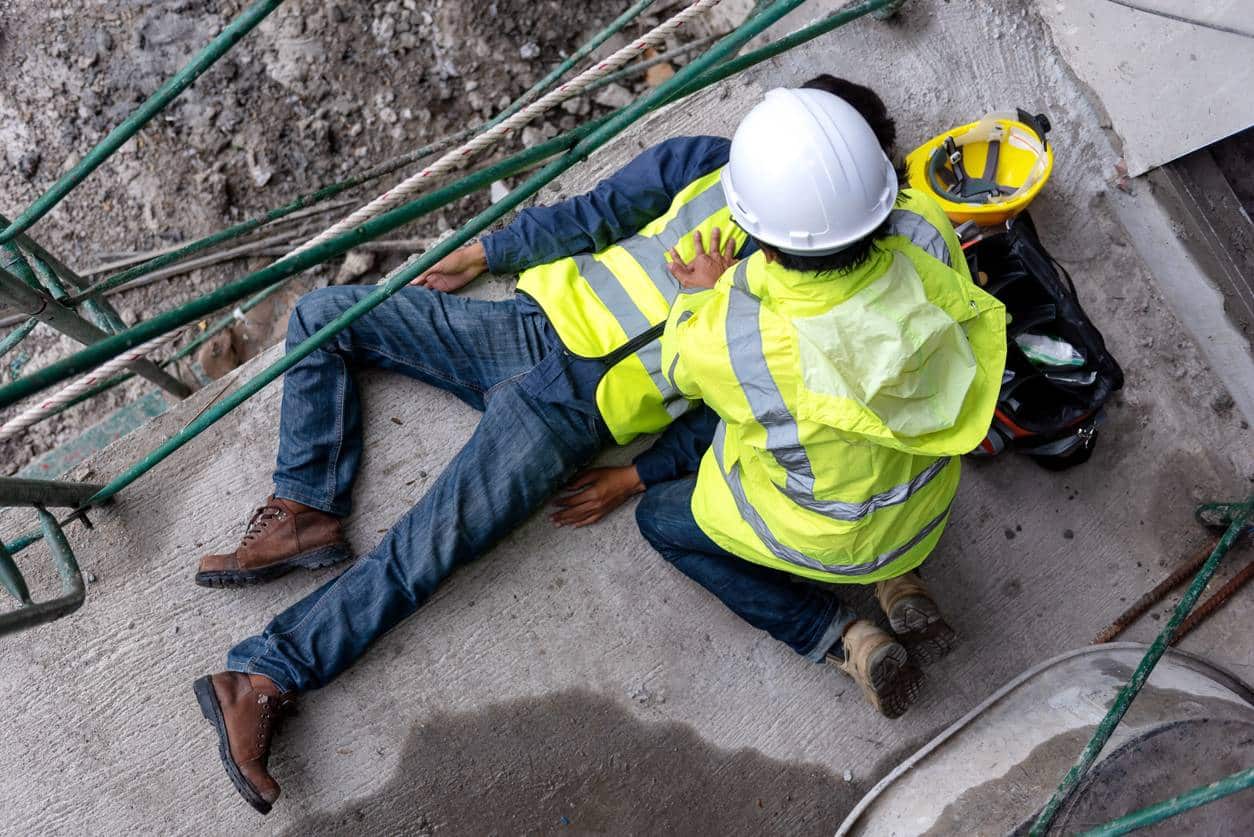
[906,110,1053,225]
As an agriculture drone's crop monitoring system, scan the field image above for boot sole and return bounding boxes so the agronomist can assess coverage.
[195,543,352,588]
[192,676,273,815]
[864,642,924,720]
[888,595,957,667]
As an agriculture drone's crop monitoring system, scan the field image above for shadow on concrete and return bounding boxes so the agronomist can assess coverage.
[286,688,856,836]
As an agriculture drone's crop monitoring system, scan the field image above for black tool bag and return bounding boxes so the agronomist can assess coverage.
[964,212,1124,470]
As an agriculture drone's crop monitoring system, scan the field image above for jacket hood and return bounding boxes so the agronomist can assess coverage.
[780,252,1006,456]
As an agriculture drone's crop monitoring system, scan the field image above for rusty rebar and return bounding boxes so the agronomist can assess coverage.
[1092,536,1219,644]
[1170,558,1254,645]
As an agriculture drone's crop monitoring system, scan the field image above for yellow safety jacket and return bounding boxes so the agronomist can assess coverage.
[662,189,1007,583]
[517,168,748,444]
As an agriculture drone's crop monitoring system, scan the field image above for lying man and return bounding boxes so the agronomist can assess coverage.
[192,116,750,815]
[191,75,946,813]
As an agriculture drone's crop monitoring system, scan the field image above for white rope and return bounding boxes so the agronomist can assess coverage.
[0,331,182,442]
[1,1,723,442]
[287,0,723,258]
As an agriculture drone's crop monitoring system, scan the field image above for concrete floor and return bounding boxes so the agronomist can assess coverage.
[3,1,1254,834]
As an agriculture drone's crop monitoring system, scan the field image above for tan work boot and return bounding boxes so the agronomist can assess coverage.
[828,620,923,719]
[193,671,295,814]
[195,496,351,588]
[874,571,956,666]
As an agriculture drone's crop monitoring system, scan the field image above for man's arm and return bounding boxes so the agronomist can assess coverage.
[632,405,719,486]
[482,135,731,275]
[548,406,718,529]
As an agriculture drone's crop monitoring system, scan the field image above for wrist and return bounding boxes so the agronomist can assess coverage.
[622,464,645,495]
[468,241,488,271]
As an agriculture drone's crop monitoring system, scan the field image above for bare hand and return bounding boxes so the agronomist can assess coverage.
[411,242,488,292]
[666,228,738,290]
[551,465,645,528]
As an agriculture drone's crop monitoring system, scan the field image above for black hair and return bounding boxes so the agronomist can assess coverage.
[756,74,899,275]
[754,218,889,275]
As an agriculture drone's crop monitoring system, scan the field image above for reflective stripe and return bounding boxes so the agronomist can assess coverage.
[724,261,818,498]
[619,179,729,296]
[576,254,682,406]
[725,260,952,521]
[711,423,951,576]
[886,209,951,266]
[575,253,650,335]
[656,180,729,251]
[790,455,952,520]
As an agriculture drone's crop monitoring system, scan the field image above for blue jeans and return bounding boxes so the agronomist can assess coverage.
[635,477,856,662]
[228,286,610,692]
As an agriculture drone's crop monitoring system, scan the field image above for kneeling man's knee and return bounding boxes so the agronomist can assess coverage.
[635,489,676,559]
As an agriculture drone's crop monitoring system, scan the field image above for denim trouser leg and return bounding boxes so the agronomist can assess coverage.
[229,374,609,692]
[272,285,555,515]
[635,477,857,662]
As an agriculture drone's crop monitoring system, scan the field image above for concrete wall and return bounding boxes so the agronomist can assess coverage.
[2,1,1253,834]
[1036,0,1254,176]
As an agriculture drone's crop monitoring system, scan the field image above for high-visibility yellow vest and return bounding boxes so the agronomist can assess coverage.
[662,189,1007,584]
[517,168,748,444]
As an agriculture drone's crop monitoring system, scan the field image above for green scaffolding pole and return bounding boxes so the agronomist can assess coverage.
[0,0,285,245]
[9,124,609,430]
[0,318,38,360]
[1029,494,1254,835]
[1079,767,1254,837]
[0,0,892,412]
[66,0,658,305]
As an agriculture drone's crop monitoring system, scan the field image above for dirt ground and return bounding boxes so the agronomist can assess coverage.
[0,0,708,473]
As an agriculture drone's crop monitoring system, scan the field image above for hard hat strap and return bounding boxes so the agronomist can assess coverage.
[926,114,1049,206]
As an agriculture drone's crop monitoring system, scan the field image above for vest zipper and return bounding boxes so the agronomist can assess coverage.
[516,289,664,368]
[601,322,665,368]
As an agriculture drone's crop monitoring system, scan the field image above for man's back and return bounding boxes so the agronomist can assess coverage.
[663,189,1007,583]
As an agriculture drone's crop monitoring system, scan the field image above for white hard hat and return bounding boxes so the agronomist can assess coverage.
[721,87,898,256]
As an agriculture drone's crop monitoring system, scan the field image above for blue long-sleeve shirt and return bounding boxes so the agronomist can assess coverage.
[481,135,748,485]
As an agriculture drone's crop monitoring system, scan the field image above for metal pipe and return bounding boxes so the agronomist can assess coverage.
[0,477,106,508]
[0,265,190,399]
[1,243,40,289]
[0,0,286,245]
[27,249,125,335]
[0,540,31,604]
[0,212,141,336]
[0,318,38,360]
[0,508,85,637]
[1029,494,1254,835]
[1078,767,1254,837]
[0,126,601,410]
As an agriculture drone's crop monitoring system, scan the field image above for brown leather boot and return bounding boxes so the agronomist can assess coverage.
[874,571,957,666]
[196,496,351,588]
[193,671,295,814]
[828,620,923,719]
